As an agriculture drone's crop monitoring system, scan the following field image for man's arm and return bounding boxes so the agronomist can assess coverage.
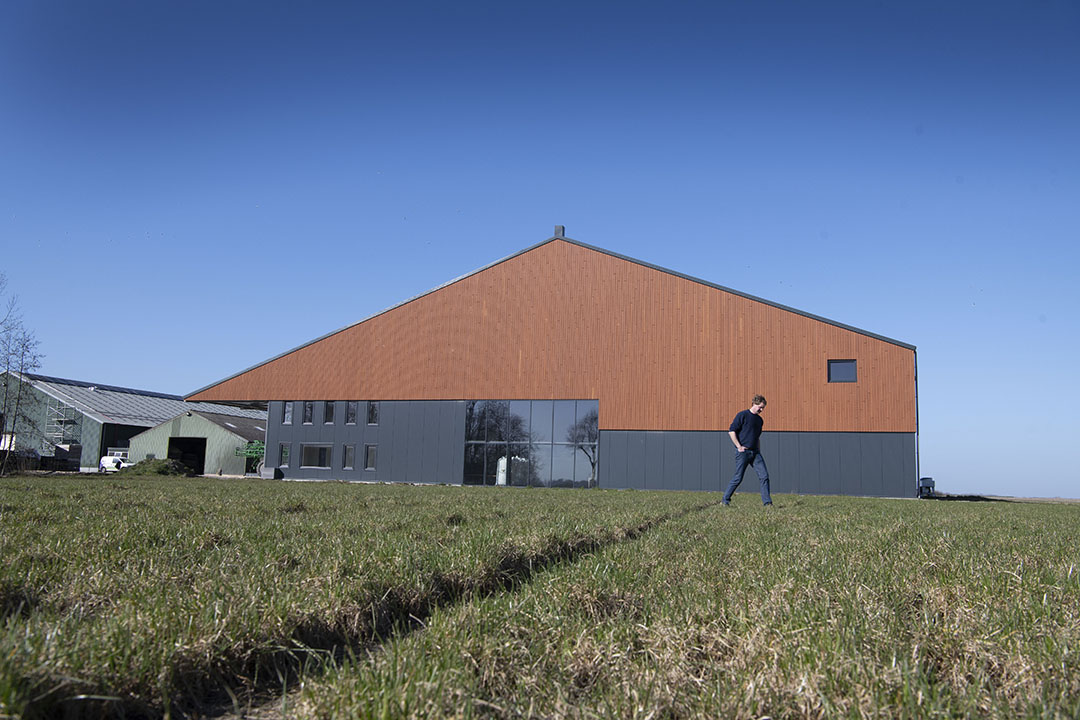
[728,430,745,452]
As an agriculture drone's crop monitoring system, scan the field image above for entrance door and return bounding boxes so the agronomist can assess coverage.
[168,437,207,475]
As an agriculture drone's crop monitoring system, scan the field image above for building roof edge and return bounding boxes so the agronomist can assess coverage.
[186,233,914,398]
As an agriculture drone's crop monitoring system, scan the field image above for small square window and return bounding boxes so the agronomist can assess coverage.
[303,401,314,424]
[279,443,291,467]
[282,403,292,425]
[364,444,377,471]
[346,401,359,425]
[343,444,356,470]
[324,402,335,425]
[367,402,380,425]
[828,359,857,383]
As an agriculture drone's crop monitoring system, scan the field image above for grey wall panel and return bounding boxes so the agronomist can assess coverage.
[902,434,917,498]
[798,434,821,495]
[838,433,861,496]
[662,433,683,491]
[626,432,646,489]
[883,433,917,498]
[774,433,798,494]
[271,401,918,496]
[440,402,465,484]
[391,402,410,484]
[860,433,884,497]
[701,432,722,494]
[881,433,903,498]
[399,402,414,483]
[602,431,628,489]
[417,402,435,483]
[682,433,703,492]
[644,432,665,490]
[403,404,421,483]
[818,433,841,495]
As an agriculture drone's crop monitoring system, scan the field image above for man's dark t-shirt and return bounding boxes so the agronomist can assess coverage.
[729,409,764,451]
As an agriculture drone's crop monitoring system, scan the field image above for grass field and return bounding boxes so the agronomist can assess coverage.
[2,476,1078,719]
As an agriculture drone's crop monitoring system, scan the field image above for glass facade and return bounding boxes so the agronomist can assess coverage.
[463,400,598,487]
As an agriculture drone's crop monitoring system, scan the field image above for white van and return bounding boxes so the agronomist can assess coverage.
[99,455,135,472]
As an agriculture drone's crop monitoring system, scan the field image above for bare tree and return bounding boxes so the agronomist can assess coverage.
[0,274,44,476]
[566,408,599,487]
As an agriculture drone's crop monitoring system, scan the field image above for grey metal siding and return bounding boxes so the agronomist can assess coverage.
[269,400,916,497]
[701,432,722,494]
[626,433,646,489]
[269,400,465,484]
[662,433,682,491]
[644,432,664,490]
[682,432,702,492]
[798,433,821,495]
[602,431,627,490]
[819,433,841,495]
[598,430,917,498]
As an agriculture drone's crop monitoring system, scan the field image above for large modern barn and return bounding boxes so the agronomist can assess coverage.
[188,230,918,496]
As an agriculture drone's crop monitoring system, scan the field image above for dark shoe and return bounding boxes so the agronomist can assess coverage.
[722,501,730,507]
[763,503,773,509]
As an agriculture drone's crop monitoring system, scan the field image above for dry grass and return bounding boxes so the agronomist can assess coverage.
[2,478,1078,719]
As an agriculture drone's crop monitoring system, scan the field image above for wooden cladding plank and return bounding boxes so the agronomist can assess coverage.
[190,240,916,432]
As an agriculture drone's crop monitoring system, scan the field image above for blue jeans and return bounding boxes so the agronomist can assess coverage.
[723,449,771,505]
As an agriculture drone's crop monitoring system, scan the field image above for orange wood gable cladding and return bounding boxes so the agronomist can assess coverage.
[188,239,916,433]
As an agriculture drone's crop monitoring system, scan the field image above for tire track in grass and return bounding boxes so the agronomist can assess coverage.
[200,498,724,720]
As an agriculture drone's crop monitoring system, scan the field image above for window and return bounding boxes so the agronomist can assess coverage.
[343,444,356,470]
[282,403,292,425]
[463,400,599,488]
[367,402,380,425]
[324,402,335,425]
[302,401,314,424]
[346,401,359,425]
[364,444,377,470]
[301,444,331,468]
[828,359,858,383]
[279,443,291,467]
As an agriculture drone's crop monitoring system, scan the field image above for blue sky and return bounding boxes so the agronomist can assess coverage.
[2,1,1077,497]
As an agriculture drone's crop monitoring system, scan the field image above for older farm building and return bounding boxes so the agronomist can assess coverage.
[1,372,266,472]
[188,230,918,496]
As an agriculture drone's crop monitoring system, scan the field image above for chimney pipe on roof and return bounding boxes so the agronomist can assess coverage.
[554,225,565,237]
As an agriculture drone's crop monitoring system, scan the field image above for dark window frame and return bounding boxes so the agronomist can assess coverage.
[324,402,335,425]
[364,444,377,471]
[828,359,858,383]
[367,402,380,426]
[343,444,356,470]
[302,401,314,425]
[346,401,359,425]
[300,444,332,469]
[279,443,291,467]
[282,403,292,425]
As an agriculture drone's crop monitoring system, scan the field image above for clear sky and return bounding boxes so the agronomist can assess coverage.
[2,1,1077,497]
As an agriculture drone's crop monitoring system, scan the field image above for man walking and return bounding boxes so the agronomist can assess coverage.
[723,395,772,506]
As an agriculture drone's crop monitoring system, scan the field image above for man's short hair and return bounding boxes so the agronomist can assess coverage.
[752,394,767,407]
